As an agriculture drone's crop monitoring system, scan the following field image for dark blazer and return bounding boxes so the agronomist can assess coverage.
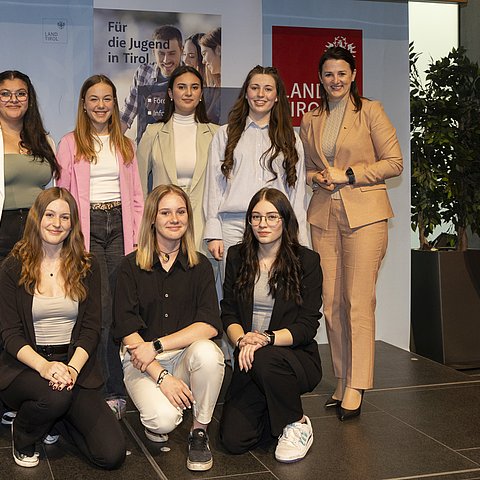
[221,244,323,388]
[0,255,103,390]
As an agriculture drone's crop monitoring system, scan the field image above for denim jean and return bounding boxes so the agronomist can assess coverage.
[89,206,126,399]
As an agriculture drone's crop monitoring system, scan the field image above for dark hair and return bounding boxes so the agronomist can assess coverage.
[184,33,206,78]
[318,46,362,113]
[0,70,59,179]
[153,25,183,47]
[234,188,302,305]
[222,65,299,188]
[161,65,210,124]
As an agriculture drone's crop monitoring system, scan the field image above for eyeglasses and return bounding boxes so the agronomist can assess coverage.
[0,90,28,103]
[249,214,282,227]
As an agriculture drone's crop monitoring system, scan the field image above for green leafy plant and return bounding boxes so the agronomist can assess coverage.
[410,43,480,250]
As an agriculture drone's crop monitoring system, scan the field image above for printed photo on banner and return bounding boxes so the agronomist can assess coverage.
[272,26,363,127]
[94,9,221,142]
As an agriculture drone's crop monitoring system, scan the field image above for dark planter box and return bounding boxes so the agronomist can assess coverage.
[411,249,480,368]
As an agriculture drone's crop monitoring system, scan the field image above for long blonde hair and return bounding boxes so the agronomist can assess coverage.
[136,185,199,271]
[73,74,134,164]
[10,187,92,301]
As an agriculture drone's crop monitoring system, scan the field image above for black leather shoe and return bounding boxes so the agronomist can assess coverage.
[324,396,341,408]
[337,390,364,421]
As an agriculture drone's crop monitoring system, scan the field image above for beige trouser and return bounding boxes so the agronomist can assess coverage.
[311,198,388,389]
[123,340,225,433]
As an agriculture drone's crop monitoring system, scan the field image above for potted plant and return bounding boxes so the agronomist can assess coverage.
[410,43,480,368]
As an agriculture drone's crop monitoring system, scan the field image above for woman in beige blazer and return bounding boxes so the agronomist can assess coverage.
[137,66,218,255]
[300,47,403,420]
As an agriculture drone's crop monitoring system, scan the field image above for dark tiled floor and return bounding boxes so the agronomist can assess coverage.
[2,341,480,479]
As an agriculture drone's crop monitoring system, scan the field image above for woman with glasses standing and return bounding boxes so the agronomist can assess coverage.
[0,70,59,262]
[57,74,144,419]
[220,188,322,463]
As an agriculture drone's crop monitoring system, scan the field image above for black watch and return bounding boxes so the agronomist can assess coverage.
[264,330,275,346]
[345,167,356,185]
[153,337,164,354]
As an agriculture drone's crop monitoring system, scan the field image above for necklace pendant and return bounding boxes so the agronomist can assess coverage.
[161,253,169,262]
[50,273,54,277]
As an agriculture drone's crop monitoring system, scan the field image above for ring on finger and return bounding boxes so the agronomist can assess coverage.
[52,372,57,379]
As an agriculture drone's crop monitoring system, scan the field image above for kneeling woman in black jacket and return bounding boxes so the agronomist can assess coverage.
[0,188,125,469]
[220,187,322,463]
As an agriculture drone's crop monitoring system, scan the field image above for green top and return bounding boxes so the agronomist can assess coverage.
[4,154,52,210]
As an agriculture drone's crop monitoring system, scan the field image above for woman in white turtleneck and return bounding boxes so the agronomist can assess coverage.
[137,65,219,255]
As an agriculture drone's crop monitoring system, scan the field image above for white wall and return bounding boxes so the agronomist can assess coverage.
[409,1,458,248]
[409,2,458,84]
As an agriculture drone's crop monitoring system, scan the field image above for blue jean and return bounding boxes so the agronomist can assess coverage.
[89,206,126,399]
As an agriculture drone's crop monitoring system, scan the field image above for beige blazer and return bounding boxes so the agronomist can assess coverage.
[300,98,403,229]
[137,118,219,253]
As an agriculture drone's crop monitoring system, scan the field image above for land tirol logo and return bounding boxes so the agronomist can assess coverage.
[272,26,363,127]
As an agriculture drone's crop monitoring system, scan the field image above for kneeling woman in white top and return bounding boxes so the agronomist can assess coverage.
[0,187,125,469]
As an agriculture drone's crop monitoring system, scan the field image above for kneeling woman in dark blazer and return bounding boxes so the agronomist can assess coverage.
[0,187,125,469]
[220,187,322,463]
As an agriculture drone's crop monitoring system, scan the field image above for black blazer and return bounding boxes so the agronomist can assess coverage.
[0,255,103,390]
[221,244,323,387]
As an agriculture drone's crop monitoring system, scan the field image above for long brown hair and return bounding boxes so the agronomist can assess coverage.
[234,188,302,305]
[317,46,363,114]
[221,66,298,188]
[199,28,221,87]
[0,70,59,179]
[10,187,92,301]
[136,184,198,271]
[73,74,134,164]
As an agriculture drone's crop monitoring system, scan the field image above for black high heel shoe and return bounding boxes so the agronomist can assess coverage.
[324,396,342,409]
[337,390,364,421]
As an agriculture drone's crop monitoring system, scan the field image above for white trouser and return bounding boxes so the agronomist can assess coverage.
[123,340,225,434]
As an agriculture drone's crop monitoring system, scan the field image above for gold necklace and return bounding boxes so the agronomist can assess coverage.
[159,247,180,263]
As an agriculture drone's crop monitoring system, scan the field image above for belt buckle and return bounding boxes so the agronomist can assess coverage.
[41,345,54,358]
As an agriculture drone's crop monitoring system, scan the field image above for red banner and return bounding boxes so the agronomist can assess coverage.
[272,26,363,126]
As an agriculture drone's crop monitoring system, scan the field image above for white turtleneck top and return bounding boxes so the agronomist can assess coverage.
[172,113,197,189]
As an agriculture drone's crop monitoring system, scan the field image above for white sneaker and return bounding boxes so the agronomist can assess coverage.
[275,415,313,463]
[11,423,39,468]
[43,434,60,445]
[144,427,168,443]
[2,411,17,425]
[13,448,39,468]
[106,398,127,420]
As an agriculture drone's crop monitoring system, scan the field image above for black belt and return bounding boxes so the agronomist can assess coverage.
[36,344,69,357]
